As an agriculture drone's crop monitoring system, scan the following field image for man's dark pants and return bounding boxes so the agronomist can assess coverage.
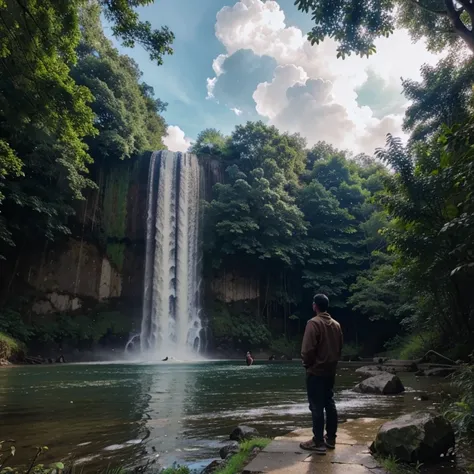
[306,374,338,443]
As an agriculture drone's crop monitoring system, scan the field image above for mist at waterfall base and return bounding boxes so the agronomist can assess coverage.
[126,151,207,362]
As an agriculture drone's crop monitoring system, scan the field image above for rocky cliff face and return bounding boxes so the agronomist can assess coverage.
[0,152,260,354]
[0,153,149,313]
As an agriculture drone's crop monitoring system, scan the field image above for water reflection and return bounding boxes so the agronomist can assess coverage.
[141,364,196,458]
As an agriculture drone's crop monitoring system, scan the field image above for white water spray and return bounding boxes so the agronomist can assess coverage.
[137,151,203,359]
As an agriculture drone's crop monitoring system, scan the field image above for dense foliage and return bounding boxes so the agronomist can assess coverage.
[0,0,170,258]
[201,53,474,360]
[295,0,474,57]
[202,122,389,353]
[445,357,474,438]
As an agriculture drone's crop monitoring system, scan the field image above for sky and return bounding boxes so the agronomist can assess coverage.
[105,0,443,155]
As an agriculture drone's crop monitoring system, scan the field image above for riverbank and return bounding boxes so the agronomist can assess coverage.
[240,418,472,474]
[242,418,386,474]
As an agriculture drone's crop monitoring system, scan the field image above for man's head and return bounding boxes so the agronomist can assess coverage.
[312,293,329,314]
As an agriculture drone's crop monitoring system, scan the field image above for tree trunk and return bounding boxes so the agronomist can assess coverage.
[445,0,474,52]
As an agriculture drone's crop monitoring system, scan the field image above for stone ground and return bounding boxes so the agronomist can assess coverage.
[243,418,387,474]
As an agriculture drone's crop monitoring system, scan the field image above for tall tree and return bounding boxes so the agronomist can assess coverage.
[402,55,474,142]
[73,4,168,161]
[0,0,171,254]
[300,149,370,308]
[227,121,307,184]
[375,131,474,342]
[295,0,474,56]
[191,129,229,157]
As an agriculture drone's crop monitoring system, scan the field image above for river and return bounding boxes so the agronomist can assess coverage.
[0,360,445,472]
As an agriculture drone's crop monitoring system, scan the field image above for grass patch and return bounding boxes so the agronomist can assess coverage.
[376,455,423,474]
[0,331,23,360]
[214,438,271,474]
[159,466,190,474]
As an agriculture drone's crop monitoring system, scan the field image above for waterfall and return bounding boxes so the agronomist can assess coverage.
[139,151,203,358]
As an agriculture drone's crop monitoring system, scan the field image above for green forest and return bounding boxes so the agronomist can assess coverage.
[0,0,473,472]
[0,0,473,362]
[197,105,474,362]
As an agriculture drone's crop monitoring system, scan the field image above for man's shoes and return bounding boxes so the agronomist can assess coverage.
[299,439,327,455]
[324,436,336,450]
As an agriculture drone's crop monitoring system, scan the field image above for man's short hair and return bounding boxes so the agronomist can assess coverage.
[313,293,329,312]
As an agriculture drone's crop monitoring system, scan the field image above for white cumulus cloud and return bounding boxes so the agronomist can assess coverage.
[253,64,308,119]
[231,107,243,116]
[163,125,193,153]
[208,0,443,154]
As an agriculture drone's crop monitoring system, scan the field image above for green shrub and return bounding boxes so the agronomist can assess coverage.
[0,332,24,360]
[209,301,271,349]
[385,330,441,360]
[445,357,474,439]
[32,310,133,347]
[341,342,363,359]
[0,308,32,342]
[269,336,300,358]
[159,466,190,474]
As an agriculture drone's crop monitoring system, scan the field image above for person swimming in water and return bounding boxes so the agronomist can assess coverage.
[246,351,254,366]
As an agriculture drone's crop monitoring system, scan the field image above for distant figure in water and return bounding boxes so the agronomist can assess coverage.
[246,351,254,366]
[162,357,168,361]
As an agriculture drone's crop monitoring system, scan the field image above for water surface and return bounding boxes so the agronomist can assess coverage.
[0,361,442,471]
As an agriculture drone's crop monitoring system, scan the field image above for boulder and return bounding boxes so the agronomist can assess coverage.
[356,367,385,378]
[354,373,405,395]
[370,412,455,463]
[424,367,456,377]
[230,425,259,441]
[201,460,225,474]
[220,441,240,459]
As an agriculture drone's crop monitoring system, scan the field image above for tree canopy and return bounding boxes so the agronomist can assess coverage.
[295,0,474,57]
[0,0,170,255]
[191,129,229,157]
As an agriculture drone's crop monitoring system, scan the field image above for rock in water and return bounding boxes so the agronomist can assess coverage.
[370,412,455,463]
[356,366,396,377]
[230,425,259,441]
[220,441,240,459]
[354,373,405,395]
[417,392,430,401]
[356,366,384,378]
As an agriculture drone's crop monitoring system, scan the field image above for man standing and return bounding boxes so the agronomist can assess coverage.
[300,294,343,455]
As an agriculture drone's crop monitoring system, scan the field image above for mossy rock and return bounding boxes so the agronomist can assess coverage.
[370,412,455,463]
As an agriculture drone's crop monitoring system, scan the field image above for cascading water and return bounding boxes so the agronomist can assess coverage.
[138,150,204,359]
